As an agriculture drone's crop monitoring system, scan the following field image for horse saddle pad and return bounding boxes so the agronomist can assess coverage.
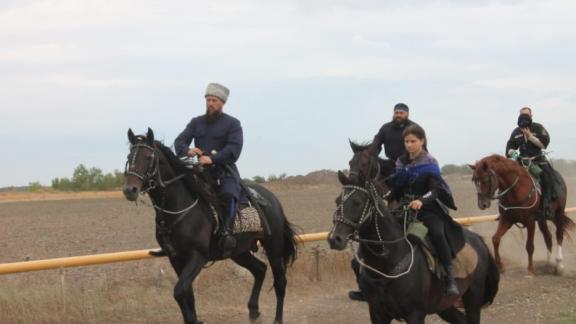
[407,222,478,279]
[232,205,263,234]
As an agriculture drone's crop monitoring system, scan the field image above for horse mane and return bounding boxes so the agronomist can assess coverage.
[153,141,218,205]
[481,154,523,175]
[349,140,396,180]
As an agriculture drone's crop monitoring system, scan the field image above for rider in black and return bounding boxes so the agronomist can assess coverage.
[506,107,559,219]
[349,103,421,301]
[388,124,463,296]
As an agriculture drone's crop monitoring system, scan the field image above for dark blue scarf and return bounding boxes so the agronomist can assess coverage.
[394,151,452,196]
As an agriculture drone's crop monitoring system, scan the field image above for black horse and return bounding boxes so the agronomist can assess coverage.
[123,128,298,324]
[328,142,499,324]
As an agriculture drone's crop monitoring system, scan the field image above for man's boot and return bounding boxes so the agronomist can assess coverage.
[219,196,237,253]
[444,265,460,296]
[348,290,367,302]
[149,248,168,257]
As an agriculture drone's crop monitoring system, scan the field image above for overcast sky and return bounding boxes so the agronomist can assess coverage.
[1,0,575,187]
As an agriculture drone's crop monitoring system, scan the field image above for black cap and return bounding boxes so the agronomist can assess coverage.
[394,103,409,112]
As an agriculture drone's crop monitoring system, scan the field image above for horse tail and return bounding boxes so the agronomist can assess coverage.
[281,216,299,269]
[559,213,575,236]
[483,244,500,306]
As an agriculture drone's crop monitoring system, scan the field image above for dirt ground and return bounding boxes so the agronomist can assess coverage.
[0,176,575,323]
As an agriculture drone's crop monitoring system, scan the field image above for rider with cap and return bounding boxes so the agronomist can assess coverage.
[174,83,243,251]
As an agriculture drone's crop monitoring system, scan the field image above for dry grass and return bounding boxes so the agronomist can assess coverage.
[0,247,356,324]
[0,191,123,203]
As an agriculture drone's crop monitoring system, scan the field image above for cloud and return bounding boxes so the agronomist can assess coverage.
[1,0,575,186]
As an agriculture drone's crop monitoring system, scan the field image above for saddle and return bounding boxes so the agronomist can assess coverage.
[407,220,478,280]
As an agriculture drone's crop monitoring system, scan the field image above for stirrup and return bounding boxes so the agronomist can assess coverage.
[219,233,237,251]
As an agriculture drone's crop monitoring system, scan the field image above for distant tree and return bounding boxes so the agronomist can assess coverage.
[27,181,42,192]
[252,176,266,183]
[267,174,279,182]
[441,164,473,175]
[51,165,124,191]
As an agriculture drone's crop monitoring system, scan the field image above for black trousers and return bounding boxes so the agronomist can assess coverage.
[419,210,452,268]
[539,162,559,202]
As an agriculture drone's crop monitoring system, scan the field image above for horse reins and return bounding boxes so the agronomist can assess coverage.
[333,182,415,279]
[126,143,200,216]
[473,166,539,211]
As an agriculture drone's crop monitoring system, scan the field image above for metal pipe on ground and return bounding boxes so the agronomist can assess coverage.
[0,208,574,275]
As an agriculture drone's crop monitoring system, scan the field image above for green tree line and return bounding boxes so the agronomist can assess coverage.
[51,164,124,191]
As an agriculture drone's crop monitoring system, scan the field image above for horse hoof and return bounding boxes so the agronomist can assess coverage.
[525,272,535,278]
[249,310,261,321]
[556,265,565,276]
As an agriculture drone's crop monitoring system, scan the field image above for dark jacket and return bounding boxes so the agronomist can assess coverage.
[174,113,243,176]
[389,151,464,255]
[389,152,456,212]
[505,122,550,158]
[373,119,420,160]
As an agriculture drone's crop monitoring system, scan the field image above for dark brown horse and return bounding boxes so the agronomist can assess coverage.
[123,128,298,324]
[470,154,573,276]
[329,143,499,324]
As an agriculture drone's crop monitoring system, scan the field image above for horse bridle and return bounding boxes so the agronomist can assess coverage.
[473,167,519,200]
[125,143,159,185]
[473,166,538,211]
[125,143,187,192]
[333,181,416,279]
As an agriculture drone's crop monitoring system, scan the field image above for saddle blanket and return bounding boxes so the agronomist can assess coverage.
[232,205,263,234]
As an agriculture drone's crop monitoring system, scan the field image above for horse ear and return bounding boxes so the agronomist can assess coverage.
[338,170,351,185]
[349,139,362,154]
[146,127,154,145]
[128,128,136,145]
[467,164,476,170]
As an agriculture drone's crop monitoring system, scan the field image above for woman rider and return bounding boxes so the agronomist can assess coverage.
[388,124,464,296]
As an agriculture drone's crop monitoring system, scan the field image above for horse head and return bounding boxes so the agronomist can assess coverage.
[123,128,158,201]
[328,142,395,251]
[469,155,517,210]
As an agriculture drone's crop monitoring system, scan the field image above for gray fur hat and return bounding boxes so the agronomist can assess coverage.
[205,83,230,103]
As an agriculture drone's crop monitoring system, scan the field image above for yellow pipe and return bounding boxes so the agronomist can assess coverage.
[0,208,573,275]
[0,250,155,275]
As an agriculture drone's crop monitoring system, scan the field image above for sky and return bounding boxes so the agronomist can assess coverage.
[1,0,575,187]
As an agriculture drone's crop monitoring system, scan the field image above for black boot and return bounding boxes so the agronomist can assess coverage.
[149,248,167,257]
[219,197,237,253]
[444,265,460,296]
[348,290,367,302]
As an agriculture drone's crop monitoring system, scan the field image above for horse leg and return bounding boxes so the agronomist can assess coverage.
[268,257,287,324]
[172,251,206,324]
[438,306,466,324]
[405,311,425,324]
[492,220,512,273]
[525,221,536,277]
[231,252,267,321]
[461,285,482,324]
[553,212,566,275]
[367,300,391,324]
[537,219,553,265]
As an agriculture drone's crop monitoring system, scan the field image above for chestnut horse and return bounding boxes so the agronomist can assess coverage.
[470,154,573,276]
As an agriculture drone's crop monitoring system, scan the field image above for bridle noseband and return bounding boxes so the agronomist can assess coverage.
[473,165,538,211]
[333,180,416,279]
[125,143,159,185]
[125,143,186,192]
[473,167,519,200]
